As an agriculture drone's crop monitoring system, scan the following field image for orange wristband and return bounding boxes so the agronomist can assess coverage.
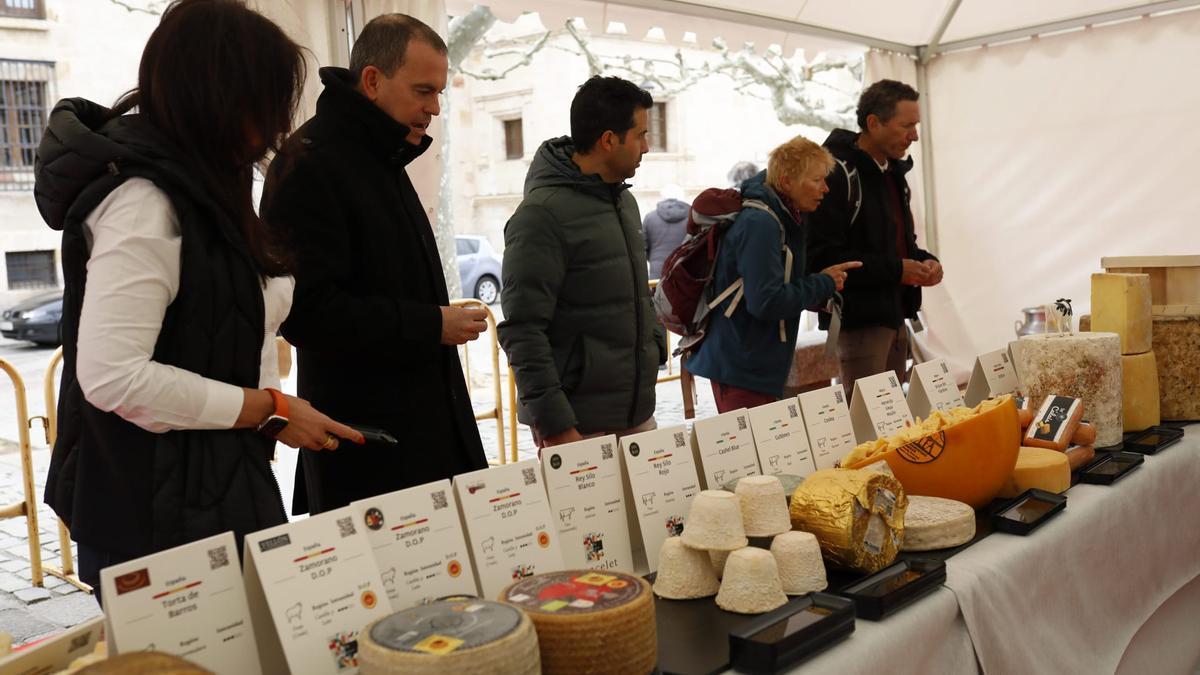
[265,387,288,419]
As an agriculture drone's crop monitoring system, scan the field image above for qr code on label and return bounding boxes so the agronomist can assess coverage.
[888,375,898,388]
[673,432,686,448]
[788,404,798,418]
[736,416,747,431]
[431,490,448,510]
[941,361,949,374]
[835,390,844,404]
[522,467,537,486]
[337,516,357,538]
[601,443,614,460]
[207,545,229,570]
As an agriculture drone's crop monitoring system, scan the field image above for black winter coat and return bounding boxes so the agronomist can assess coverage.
[807,128,937,331]
[34,98,287,557]
[262,68,486,515]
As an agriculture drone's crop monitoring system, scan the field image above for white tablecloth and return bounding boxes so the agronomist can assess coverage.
[760,429,1200,675]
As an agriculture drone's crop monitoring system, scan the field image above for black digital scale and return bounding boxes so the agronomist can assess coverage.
[836,558,946,621]
[1122,426,1184,455]
[992,488,1067,535]
[1078,451,1145,484]
[727,593,855,674]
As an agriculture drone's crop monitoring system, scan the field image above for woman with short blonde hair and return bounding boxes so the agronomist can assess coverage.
[686,135,861,413]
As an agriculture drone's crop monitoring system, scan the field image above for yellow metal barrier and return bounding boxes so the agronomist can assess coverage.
[648,280,682,384]
[450,299,508,465]
[32,348,91,592]
[0,358,45,588]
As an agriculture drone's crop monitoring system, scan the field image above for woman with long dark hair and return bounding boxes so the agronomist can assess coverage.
[33,0,362,596]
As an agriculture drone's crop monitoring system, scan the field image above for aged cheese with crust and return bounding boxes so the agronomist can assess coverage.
[1122,351,1161,431]
[901,496,975,551]
[1018,332,1123,446]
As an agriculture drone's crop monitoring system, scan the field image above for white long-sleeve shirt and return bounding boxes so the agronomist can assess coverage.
[76,177,293,433]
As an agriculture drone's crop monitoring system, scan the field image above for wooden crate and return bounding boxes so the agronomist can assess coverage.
[1101,255,1200,306]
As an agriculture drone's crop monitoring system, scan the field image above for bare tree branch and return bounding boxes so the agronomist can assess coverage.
[106,0,166,15]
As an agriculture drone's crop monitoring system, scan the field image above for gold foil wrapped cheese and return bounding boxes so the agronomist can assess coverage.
[789,469,907,573]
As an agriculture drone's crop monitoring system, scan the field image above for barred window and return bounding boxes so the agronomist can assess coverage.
[6,250,57,290]
[0,59,55,191]
[0,0,45,20]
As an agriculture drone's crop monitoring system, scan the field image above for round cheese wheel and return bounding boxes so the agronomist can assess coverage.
[358,600,540,675]
[997,447,1071,499]
[501,570,656,675]
[901,496,975,551]
[74,651,210,674]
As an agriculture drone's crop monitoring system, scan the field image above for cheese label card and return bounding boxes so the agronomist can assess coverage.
[745,398,817,478]
[850,371,914,442]
[541,435,634,573]
[243,507,387,675]
[907,359,965,419]
[1026,395,1083,446]
[100,532,259,673]
[619,424,702,572]
[964,348,1020,406]
[0,617,103,675]
[351,479,477,611]
[690,409,761,489]
[798,385,858,470]
[455,459,564,599]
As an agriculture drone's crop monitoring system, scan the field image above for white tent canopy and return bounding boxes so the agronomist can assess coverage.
[269,0,1200,381]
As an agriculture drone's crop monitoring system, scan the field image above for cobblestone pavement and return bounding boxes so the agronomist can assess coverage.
[0,307,720,647]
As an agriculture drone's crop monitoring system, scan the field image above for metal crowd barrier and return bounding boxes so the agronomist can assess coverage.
[32,348,91,592]
[0,358,45,588]
[450,298,511,464]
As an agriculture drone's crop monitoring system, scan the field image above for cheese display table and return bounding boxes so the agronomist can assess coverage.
[728,428,1199,674]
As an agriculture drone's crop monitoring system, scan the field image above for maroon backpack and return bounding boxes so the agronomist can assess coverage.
[652,188,785,355]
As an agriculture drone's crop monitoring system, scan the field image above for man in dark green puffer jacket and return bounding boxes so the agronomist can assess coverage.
[499,76,666,447]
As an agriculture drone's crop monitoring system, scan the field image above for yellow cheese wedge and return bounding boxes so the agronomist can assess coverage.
[1091,273,1152,354]
[1122,351,1161,432]
[998,447,1071,499]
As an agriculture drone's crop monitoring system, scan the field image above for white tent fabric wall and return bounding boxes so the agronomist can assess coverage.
[922,8,1200,365]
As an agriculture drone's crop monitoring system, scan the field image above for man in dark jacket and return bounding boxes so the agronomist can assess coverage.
[262,14,488,514]
[643,186,689,280]
[499,76,665,448]
[808,79,943,400]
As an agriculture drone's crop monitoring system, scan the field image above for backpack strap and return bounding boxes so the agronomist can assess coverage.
[834,158,862,225]
[738,199,791,342]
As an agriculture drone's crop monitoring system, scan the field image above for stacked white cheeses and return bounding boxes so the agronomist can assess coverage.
[1091,273,1160,431]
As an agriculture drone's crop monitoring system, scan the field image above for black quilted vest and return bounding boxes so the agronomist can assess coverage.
[34,98,286,557]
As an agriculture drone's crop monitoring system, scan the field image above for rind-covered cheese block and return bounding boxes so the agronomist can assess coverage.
[1122,351,1161,431]
[789,469,907,573]
[998,447,1071,499]
[715,547,788,614]
[901,496,975,551]
[359,600,540,675]
[1091,273,1152,354]
[1018,332,1123,446]
[735,475,791,537]
[653,537,719,599]
[1152,312,1200,420]
[680,490,748,551]
[501,571,656,675]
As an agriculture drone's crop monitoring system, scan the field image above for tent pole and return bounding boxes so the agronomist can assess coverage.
[915,61,938,257]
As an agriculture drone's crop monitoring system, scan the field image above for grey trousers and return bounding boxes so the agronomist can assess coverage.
[837,325,909,403]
